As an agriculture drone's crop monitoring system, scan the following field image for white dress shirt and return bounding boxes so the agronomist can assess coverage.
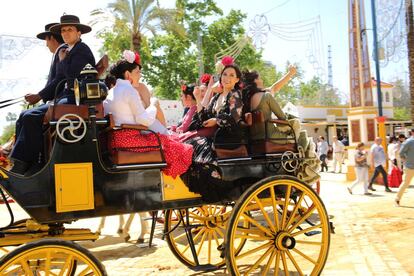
[104,79,167,134]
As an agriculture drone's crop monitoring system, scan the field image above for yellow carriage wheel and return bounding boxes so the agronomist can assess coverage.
[225,176,330,276]
[0,238,106,275]
[165,205,249,269]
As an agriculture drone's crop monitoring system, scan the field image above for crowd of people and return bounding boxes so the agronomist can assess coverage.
[316,131,414,206]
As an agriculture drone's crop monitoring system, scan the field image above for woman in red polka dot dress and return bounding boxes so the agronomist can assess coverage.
[104,50,193,178]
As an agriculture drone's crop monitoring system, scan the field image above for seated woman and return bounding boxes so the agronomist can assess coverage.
[186,61,245,164]
[173,84,197,134]
[103,51,193,178]
[242,70,304,148]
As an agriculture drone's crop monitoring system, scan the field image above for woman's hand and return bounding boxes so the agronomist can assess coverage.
[288,65,297,76]
[193,86,202,102]
[202,118,217,128]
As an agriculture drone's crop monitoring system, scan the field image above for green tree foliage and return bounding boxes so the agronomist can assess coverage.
[143,7,263,99]
[91,0,185,52]
[0,125,14,145]
[1,112,17,144]
[391,78,411,120]
[393,107,411,120]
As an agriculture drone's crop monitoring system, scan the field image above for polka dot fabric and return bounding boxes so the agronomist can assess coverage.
[108,129,193,178]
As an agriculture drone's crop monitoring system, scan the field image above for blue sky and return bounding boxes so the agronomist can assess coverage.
[0,0,407,135]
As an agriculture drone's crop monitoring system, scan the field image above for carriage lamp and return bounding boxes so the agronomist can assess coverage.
[74,64,108,106]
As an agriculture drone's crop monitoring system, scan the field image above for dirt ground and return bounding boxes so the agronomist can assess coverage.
[1,171,414,275]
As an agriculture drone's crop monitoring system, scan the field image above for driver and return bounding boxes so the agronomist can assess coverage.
[9,22,67,175]
[10,14,95,175]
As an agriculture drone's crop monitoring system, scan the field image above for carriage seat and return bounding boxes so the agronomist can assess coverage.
[103,114,164,166]
[250,111,297,154]
[213,113,251,160]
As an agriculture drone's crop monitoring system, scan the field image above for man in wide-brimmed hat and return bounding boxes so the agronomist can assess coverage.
[10,14,95,175]
[49,14,95,103]
[10,22,68,175]
[24,23,67,105]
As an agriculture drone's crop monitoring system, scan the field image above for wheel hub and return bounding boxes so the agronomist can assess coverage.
[275,232,296,250]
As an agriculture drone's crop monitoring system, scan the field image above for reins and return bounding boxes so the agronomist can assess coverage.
[0,96,24,109]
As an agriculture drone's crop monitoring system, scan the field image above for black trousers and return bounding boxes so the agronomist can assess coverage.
[10,104,49,163]
[369,165,389,188]
[320,154,328,172]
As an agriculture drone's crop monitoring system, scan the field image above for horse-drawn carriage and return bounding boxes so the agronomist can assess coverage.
[0,66,331,275]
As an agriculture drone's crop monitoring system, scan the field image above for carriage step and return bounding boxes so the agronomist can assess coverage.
[192,264,219,272]
[304,230,321,236]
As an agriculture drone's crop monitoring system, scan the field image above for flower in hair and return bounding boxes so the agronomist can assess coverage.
[181,84,187,92]
[123,50,136,63]
[200,74,211,84]
[134,52,141,65]
[221,56,234,66]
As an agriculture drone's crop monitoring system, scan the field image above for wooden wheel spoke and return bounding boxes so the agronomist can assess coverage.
[274,251,280,276]
[173,226,202,242]
[244,246,274,274]
[208,231,212,263]
[295,239,323,245]
[215,227,225,239]
[281,185,292,230]
[236,242,273,260]
[212,231,221,248]
[241,213,273,237]
[253,196,276,232]
[45,251,51,276]
[291,223,322,237]
[262,248,276,275]
[292,248,317,264]
[196,230,208,256]
[78,266,93,276]
[284,193,305,230]
[234,234,270,241]
[270,187,280,230]
[281,251,289,274]
[58,255,73,276]
[286,250,304,276]
[20,259,34,276]
[287,205,316,234]
[181,228,205,254]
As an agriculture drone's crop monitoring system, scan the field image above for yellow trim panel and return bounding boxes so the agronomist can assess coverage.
[162,173,201,201]
[55,163,94,213]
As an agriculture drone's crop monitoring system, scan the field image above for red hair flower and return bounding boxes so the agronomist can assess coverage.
[200,73,211,84]
[221,56,234,66]
[181,84,187,92]
[134,52,141,65]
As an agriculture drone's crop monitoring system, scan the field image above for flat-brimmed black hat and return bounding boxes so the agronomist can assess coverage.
[49,14,92,34]
[36,23,61,40]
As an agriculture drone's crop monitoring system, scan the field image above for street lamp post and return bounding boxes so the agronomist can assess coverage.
[371,0,387,151]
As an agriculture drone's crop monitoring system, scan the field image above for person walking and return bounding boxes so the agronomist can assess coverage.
[331,136,345,173]
[396,134,406,170]
[395,129,414,206]
[317,136,329,172]
[368,137,392,192]
[347,142,370,195]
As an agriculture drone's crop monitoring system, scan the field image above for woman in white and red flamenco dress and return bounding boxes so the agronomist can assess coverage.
[103,50,193,178]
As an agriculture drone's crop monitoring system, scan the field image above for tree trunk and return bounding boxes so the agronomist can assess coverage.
[132,32,141,52]
[406,0,414,122]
